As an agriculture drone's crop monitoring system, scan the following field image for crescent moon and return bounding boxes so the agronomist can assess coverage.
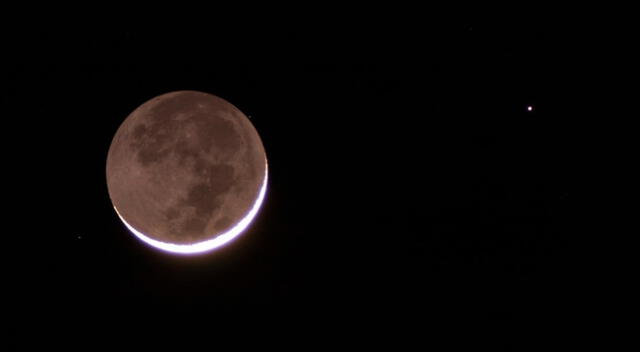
[106,91,268,255]
[113,167,267,254]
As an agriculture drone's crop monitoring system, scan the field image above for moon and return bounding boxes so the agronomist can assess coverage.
[106,91,268,255]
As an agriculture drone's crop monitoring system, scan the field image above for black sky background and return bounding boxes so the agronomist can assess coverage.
[4,15,572,346]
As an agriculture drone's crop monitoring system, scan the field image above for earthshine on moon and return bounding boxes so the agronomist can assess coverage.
[106,91,268,255]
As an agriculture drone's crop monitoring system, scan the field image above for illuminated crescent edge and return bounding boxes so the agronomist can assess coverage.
[114,160,268,255]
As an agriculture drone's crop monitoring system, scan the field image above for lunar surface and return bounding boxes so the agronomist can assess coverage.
[106,91,268,254]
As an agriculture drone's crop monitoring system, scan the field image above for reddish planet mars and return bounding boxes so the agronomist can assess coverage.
[106,91,268,254]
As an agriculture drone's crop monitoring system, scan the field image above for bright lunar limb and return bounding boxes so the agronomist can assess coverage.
[115,162,268,255]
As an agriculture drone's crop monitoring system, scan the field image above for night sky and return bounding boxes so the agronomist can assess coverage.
[5,17,571,347]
